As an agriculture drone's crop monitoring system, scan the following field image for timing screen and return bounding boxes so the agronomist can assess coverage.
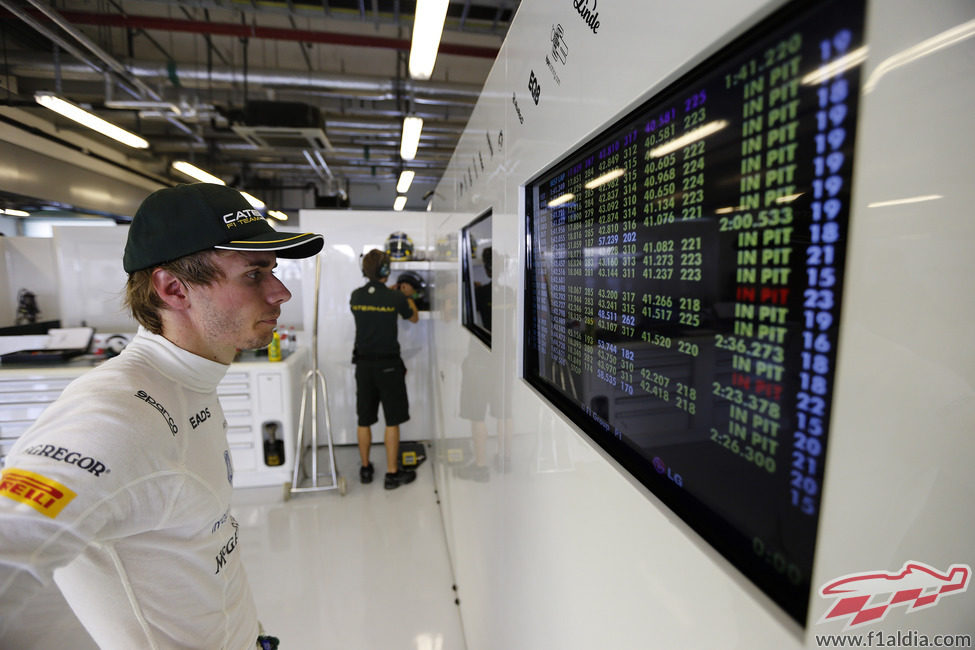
[524,0,866,625]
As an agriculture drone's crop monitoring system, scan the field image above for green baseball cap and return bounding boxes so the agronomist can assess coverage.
[123,183,324,273]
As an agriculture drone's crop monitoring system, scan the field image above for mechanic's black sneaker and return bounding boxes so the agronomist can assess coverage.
[384,469,416,490]
[359,462,374,484]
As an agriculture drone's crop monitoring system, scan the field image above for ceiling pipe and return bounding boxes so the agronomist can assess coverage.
[40,10,501,60]
[2,54,484,99]
[22,1,164,103]
[0,0,111,85]
[91,0,513,37]
[150,139,457,161]
[13,0,203,144]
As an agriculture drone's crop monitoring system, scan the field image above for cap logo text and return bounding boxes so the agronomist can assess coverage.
[222,209,264,228]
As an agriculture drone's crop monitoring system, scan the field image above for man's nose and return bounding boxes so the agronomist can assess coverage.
[268,275,292,304]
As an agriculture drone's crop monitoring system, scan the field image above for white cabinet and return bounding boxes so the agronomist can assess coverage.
[0,349,308,488]
[217,349,308,487]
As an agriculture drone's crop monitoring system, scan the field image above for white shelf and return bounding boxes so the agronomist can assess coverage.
[390,260,457,271]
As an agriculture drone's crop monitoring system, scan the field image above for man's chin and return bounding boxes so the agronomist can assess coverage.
[243,332,274,353]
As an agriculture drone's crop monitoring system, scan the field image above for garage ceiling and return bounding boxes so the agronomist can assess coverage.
[0,0,519,215]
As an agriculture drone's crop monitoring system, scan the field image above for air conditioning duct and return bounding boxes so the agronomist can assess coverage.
[230,100,333,151]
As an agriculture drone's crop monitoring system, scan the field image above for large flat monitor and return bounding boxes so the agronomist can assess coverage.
[523,0,865,625]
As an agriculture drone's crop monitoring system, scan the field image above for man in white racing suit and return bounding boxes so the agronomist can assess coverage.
[0,183,323,648]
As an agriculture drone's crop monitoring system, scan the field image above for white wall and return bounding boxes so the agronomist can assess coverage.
[428,0,975,648]
[1,237,60,328]
[0,215,17,237]
[0,238,11,326]
[52,226,133,331]
[6,224,305,336]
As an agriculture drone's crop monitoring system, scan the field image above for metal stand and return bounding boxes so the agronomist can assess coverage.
[288,255,346,499]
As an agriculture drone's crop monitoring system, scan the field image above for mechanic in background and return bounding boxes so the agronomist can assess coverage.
[351,249,419,490]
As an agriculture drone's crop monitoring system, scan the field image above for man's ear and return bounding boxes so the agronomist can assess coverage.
[151,269,190,310]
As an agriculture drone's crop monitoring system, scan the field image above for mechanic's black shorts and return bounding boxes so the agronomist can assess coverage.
[355,359,410,427]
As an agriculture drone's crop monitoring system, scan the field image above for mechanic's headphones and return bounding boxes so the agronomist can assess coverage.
[378,255,390,280]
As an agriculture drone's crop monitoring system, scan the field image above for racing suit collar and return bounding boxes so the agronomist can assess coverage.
[124,327,231,392]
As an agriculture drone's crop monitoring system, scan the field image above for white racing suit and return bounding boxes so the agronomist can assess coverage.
[0,328,259,649]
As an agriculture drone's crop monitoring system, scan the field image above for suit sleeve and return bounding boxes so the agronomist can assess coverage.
[0,459,103,639]
[0,397,162,641]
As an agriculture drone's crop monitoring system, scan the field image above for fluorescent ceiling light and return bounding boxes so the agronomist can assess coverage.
[649,120,728,158]
[2,208,31,217]
[105,100,182,116]
[400,116,424,161]
[547,193,575,208]
[801,46,868,85]
[585,168,626,190]
[409,0,449,80]
[239,191,266,210]
[35,91,149,149]
[172,161,225,185]
[267,210,289,221]
[397,170,416,193]
[867,194,942,208]
[393,195,408,211]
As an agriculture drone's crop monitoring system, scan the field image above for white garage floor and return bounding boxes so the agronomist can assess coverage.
[233,443,467,650]
[5,443,465,650]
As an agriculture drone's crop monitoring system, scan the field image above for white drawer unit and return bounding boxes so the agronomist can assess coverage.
[214,350,309,487]
[0,349,309,489]
[0,367,87,452]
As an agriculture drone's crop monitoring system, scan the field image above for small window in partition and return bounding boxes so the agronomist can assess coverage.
[461,209,492,347]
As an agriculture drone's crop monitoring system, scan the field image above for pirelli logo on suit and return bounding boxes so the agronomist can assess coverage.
[0,468,76,518]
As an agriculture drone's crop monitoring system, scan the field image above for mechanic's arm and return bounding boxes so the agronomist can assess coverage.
[394,282,419,323]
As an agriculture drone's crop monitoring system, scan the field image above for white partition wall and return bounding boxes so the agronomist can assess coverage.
[427,1,975,648]
[52,226,133,331]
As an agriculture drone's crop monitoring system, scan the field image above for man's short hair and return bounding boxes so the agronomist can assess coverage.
[362,249,390,281]
[124,250,225,334]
